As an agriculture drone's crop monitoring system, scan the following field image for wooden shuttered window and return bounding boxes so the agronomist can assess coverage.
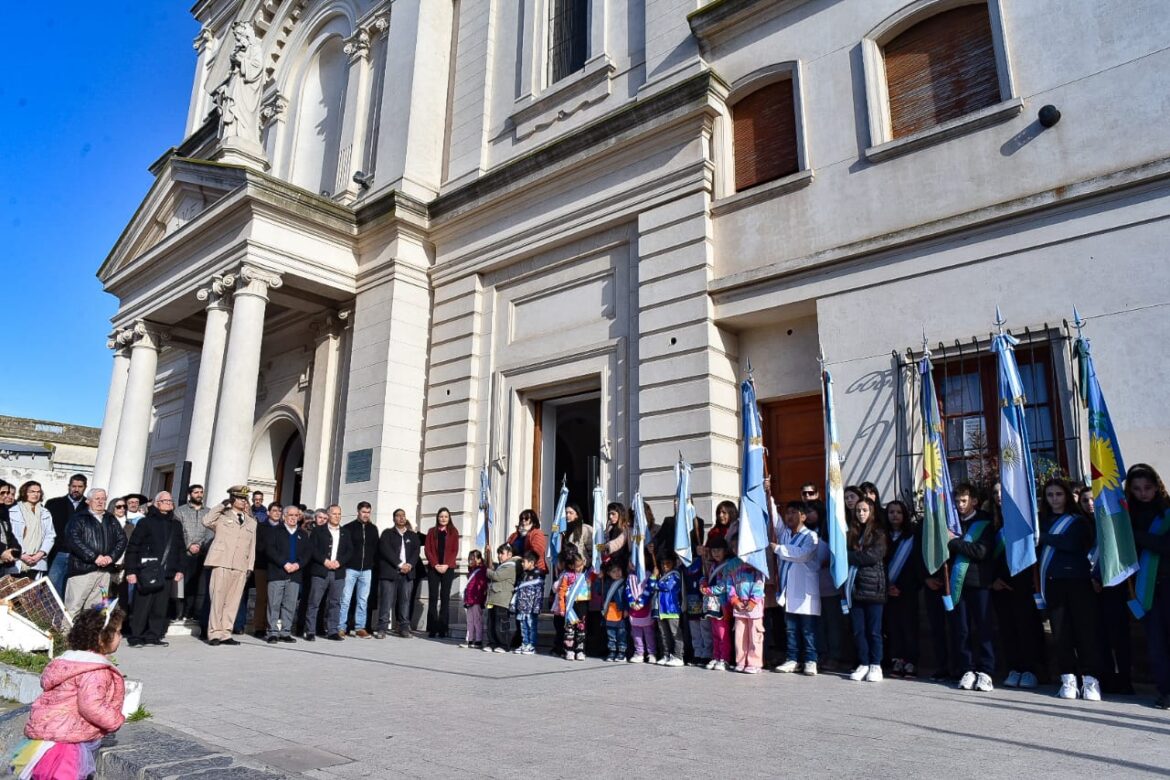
[884,4,1001,139]
[733,78,799,192]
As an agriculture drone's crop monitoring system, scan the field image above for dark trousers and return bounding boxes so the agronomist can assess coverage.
[1099,583,1133,690]
[885,591,920,665]
[1046,577,1103,678]
[426,568,455,636]
[178,551,205,619]
[850,602,884,665]
[305,572,344,637]
[606,620,628,655]
[552,615,566,655]
[1144,578,1170,696]
[786,612,818,664]
[992,569,1046,677]
[586,611,606,656]
[950,587,994,675]
[376,577,413,633]
[656,618,681,659]
[925,588,953,675]
[763,606,786,666]
[487,606,513,649]
[130,588,169,642]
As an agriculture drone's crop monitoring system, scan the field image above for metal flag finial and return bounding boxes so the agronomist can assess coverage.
[817,345,826,373]
[994,306,1006,335]
[1072,306,1086,340]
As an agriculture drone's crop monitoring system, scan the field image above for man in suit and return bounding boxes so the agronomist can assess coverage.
[303,504,351,641]
[375,509,420,639]
[45,474,87,597]
[264,505,310,643]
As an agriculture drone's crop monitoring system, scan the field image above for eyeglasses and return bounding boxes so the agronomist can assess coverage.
[113,504,126,510]
[801,490,816,496]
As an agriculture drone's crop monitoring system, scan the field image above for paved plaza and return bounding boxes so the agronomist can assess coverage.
[115,634,1170,779]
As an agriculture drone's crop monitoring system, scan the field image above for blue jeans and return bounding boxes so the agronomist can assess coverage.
[48,554,70,599]
[338,569,372,633]
[786,613,819,664]
[850,603,884,665]
[606,621,628,656]
[518,613,537,647]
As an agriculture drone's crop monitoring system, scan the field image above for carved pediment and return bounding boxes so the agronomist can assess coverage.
[98,159,250,282]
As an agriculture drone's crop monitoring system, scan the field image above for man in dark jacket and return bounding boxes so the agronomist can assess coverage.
[304,505,352,641]
[45,474,87,598]
[338,502,379,637]
[375,509,420,638]
[947,483,997,693]
[264,506,311,643]
[124,492,184,647]
[62,488,127,616]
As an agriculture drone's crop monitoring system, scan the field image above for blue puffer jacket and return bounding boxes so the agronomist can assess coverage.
[651,569,684,618]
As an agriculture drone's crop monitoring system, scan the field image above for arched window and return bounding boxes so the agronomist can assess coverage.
[732,78,799,192]
[883,3,1000,139]
[291,37,349,195]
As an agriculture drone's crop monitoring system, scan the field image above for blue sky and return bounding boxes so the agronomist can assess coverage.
[0,4,200,426]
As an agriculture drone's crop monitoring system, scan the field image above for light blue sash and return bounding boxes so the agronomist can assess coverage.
[1034,514,1076,610]
[887,535,914,584]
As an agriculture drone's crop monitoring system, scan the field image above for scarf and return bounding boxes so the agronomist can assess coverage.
[17,502,45,572]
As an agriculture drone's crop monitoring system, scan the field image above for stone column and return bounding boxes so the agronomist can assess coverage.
[335,20,381,202]
[183,274,235,487]
[91,337,132,489]
[301,310,350,508]
[108,322,166,498]
[205,265,282,498]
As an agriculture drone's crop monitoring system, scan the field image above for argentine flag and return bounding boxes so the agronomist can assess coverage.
[991,325,1038,575]
[737,377,771,575]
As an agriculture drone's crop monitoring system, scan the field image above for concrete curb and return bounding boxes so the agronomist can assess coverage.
[0,706,294,779]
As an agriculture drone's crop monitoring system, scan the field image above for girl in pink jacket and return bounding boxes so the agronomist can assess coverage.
[12,600,127,780]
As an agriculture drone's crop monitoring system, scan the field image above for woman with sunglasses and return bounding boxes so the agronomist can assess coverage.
[0,481,23,575]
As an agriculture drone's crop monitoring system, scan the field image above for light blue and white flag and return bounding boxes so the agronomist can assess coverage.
[631,490,650,584]
[547,476,569,568]
[737,376,771,575]
[991,315,1038,575]
[475,464,494,549]
[673,455,696,567]
[822,370,850,590]
[591,482,606,574]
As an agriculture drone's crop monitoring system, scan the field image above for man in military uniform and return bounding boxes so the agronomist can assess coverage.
[202,485,257,646]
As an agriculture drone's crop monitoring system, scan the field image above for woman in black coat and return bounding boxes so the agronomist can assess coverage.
[847,497,888,682]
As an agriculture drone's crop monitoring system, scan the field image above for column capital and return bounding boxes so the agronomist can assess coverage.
[260,91,289,128]
[234,264,283,300]
[343,29,371,62]
[196,272,237,310]
[310,308,352,340]
[113,321,168,351]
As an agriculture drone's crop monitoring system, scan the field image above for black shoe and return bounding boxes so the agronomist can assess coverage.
[209,638,222,646]
[326,634,343,641]
[1155,694,1170,710]
[231,630,243,635]
[267,636,278,644]
[148,639,169,647]
[279,636,296,643]
[222,638,241,646]
[374,631,386,639]
[127,638,143,648]
[304,634,315,642]
[253,630,266,639]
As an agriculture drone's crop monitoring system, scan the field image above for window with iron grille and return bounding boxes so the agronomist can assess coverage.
[934,343,1069,490]
[883,3,1001,139]
[732,78,799,192]
[548,0,589,85]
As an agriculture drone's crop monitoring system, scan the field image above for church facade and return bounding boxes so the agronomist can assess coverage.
[95,0,1170,556]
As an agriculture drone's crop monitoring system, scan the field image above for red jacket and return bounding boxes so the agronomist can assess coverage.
[507,528,549,572]
[25,651,125,743]
[425,525,460,568]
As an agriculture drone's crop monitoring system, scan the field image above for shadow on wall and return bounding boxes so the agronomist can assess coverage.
[842,366,896,490]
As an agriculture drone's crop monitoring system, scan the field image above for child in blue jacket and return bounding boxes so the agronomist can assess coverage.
[652,554,685,666]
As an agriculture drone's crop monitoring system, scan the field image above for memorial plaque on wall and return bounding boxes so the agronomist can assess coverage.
[345,448,373,483]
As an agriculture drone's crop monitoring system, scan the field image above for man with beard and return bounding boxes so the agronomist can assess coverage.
[45,474,87,597]
[124,492,184,647]
[202,486,257,646]
[174,484,212,621]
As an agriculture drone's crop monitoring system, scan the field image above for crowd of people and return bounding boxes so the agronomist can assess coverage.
[3,462,1169,714]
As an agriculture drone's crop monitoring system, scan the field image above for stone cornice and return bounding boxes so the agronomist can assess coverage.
[688,0,814,49]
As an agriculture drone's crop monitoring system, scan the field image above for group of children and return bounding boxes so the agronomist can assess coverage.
[450,464,1170,712]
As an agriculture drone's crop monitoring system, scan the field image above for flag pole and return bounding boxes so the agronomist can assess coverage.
[923,332,954,608]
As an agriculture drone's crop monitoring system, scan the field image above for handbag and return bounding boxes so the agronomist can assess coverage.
[136,525,174,595]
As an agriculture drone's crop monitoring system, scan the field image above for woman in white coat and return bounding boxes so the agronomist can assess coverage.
[771,501,822,675]
[9,481,55,579]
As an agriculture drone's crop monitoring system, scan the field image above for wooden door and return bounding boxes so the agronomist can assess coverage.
[762,394,825,503]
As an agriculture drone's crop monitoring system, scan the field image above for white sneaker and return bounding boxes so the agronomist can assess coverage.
[1058,674,1078,699]
[868,665,883,682]
[713,660,727,671]
[850,665,869,681]
[958,671,977,690]
[1019,671,1039,689]
[511,647,524,654]
[706,659,719,670]
[666,656,684,667]
[521,646,535,655]
[575,652,586,661]
[627,655,643,664]
[974,672,994,692]
[653,656,665,665]
[1081,675,1102,702]
[1004,670,1021,688]
[803,662,818,677]
[482,646,494,653]
[775,660,799,673]
[493,647,508,653]
[457,642,470,649]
